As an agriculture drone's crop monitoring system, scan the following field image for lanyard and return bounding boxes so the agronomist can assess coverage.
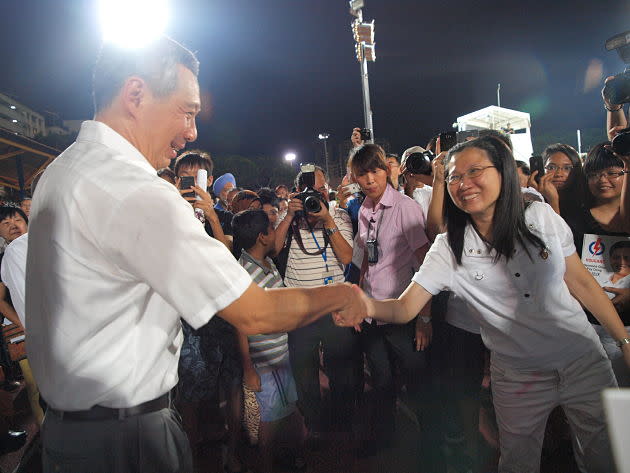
[310,230,329,271]
[368,205,385,241]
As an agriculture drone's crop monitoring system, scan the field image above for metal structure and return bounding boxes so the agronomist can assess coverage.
[318,133,330,176]
[349,1,375,143]
[0,127,59,198]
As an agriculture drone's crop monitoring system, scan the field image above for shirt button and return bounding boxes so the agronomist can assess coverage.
[515,273,520,277]
[524,293,530,298]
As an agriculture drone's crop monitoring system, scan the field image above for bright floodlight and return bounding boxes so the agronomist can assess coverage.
[318,133,330,140]
[100,0,169,48]
[285,153,297,162]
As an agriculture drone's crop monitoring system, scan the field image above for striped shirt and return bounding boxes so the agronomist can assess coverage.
[284,205,353,288]
[238,250,289,370]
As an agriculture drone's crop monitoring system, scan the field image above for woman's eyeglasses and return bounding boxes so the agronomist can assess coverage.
[586,170,626,181]
[446,165,496,185]
[545,164,573,173]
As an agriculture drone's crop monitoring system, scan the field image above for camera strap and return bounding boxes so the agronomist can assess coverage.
[310,230,329,271]
[291,220,329,256]
[368,206,385,241]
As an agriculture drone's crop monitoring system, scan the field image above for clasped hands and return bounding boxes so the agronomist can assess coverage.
[332,284,374,328]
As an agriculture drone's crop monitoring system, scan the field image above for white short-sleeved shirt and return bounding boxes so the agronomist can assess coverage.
[412,201,601,370]
[1,233,28,327]
[412,185,433,221]
[26,121,252,410]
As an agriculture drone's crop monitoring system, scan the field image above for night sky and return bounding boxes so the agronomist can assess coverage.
[2,0,629,165]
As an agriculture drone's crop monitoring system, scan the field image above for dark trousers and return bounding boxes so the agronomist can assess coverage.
[361,319,444,472]
[288,315,361,432]
[360,320,428,437]
[42,407,192,473]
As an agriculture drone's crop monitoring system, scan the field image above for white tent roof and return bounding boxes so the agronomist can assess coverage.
[457,105,531,131]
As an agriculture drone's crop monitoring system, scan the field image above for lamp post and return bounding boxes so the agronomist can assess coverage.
[318,133,330,176]
[349,1,375,144]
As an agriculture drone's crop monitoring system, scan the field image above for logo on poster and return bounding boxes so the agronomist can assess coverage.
[588,238,605,256]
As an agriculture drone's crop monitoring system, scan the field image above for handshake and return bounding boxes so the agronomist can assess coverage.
[331,283,374,328]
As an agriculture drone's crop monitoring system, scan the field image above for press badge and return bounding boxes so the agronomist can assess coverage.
[323,270,334,285]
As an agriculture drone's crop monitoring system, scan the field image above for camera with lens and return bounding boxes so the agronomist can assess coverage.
[360,128,372,142]
[612,127,630,156]
[294,164,329,218]
[402,150,434,175]
[602,31,630,105]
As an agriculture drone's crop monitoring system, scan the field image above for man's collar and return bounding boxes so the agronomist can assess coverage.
[240,249,273,274]
[76,120,157,176]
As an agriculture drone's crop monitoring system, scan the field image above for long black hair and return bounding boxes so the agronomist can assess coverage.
[542,143,586,219]
[444,136,546,265]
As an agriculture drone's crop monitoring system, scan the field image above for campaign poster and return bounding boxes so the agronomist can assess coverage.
[581,234,630,298]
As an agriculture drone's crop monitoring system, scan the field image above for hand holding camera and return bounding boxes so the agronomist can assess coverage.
[192,185,220,224]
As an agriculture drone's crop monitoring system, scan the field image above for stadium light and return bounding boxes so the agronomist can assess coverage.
[99,0,169,48]
[284,152,297,162]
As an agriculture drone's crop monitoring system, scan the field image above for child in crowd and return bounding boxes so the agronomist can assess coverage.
[233,209,305,473]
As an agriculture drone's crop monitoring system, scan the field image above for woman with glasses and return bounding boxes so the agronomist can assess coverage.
[349,136,630,473]
[564,142,630,387]
[528,143,586,221]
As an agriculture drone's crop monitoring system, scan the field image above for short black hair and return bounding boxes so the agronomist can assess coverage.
[157,167,176,180]
[93,36,199,114]
[515,160,530,175]
[232,209,270,254]
[584,142,624,175]
[386,153,401,164]
[174,150,214,177]
[0,206,28,225]
[256,188,279,208]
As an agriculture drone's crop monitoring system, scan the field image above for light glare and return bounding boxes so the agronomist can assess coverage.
[100,0,169,48]
[285,153,296,162]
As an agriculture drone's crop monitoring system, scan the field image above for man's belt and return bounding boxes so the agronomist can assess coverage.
[47,393,170,421]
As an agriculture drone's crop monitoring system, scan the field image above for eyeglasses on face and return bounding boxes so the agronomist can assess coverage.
[586,169,626,181]
[545,164,573,173]
[446,165,496,185]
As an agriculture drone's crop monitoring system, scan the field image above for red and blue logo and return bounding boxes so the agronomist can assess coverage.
[588,238,605,256]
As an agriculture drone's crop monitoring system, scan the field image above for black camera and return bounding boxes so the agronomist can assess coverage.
[602,31,630,105]
[612,127,630,156]
[360,128,372,142]
[403,150,434,175]
[294,164,329,218]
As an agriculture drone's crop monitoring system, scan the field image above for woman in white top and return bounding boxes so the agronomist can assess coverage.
[347,136,630,473]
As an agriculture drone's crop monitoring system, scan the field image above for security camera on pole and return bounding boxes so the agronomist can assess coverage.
[349,0,375,144]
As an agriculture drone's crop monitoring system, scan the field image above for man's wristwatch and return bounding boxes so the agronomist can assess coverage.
[324,227,339,237]
[616,337,630,348]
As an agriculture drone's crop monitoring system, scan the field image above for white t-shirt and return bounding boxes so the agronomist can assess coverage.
[412,201,601,370]
[412,185,433,221]
[26,121,253,410]
[1,233,28,327]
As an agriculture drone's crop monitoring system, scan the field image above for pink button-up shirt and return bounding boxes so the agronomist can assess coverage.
[358,184,428,301]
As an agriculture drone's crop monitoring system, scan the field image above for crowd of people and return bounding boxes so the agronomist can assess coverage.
[0,35,628,473]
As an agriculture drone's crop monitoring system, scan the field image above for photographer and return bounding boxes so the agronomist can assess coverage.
[274,165,360,440]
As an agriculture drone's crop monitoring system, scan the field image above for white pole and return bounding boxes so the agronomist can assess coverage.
[577,129,582,154]
[497,83,501,108]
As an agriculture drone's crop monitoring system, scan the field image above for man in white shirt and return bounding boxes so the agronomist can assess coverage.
[26,36,365,472]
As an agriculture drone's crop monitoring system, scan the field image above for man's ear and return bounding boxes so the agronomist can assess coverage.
[120,76,147,117]
[257,231,270,246]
